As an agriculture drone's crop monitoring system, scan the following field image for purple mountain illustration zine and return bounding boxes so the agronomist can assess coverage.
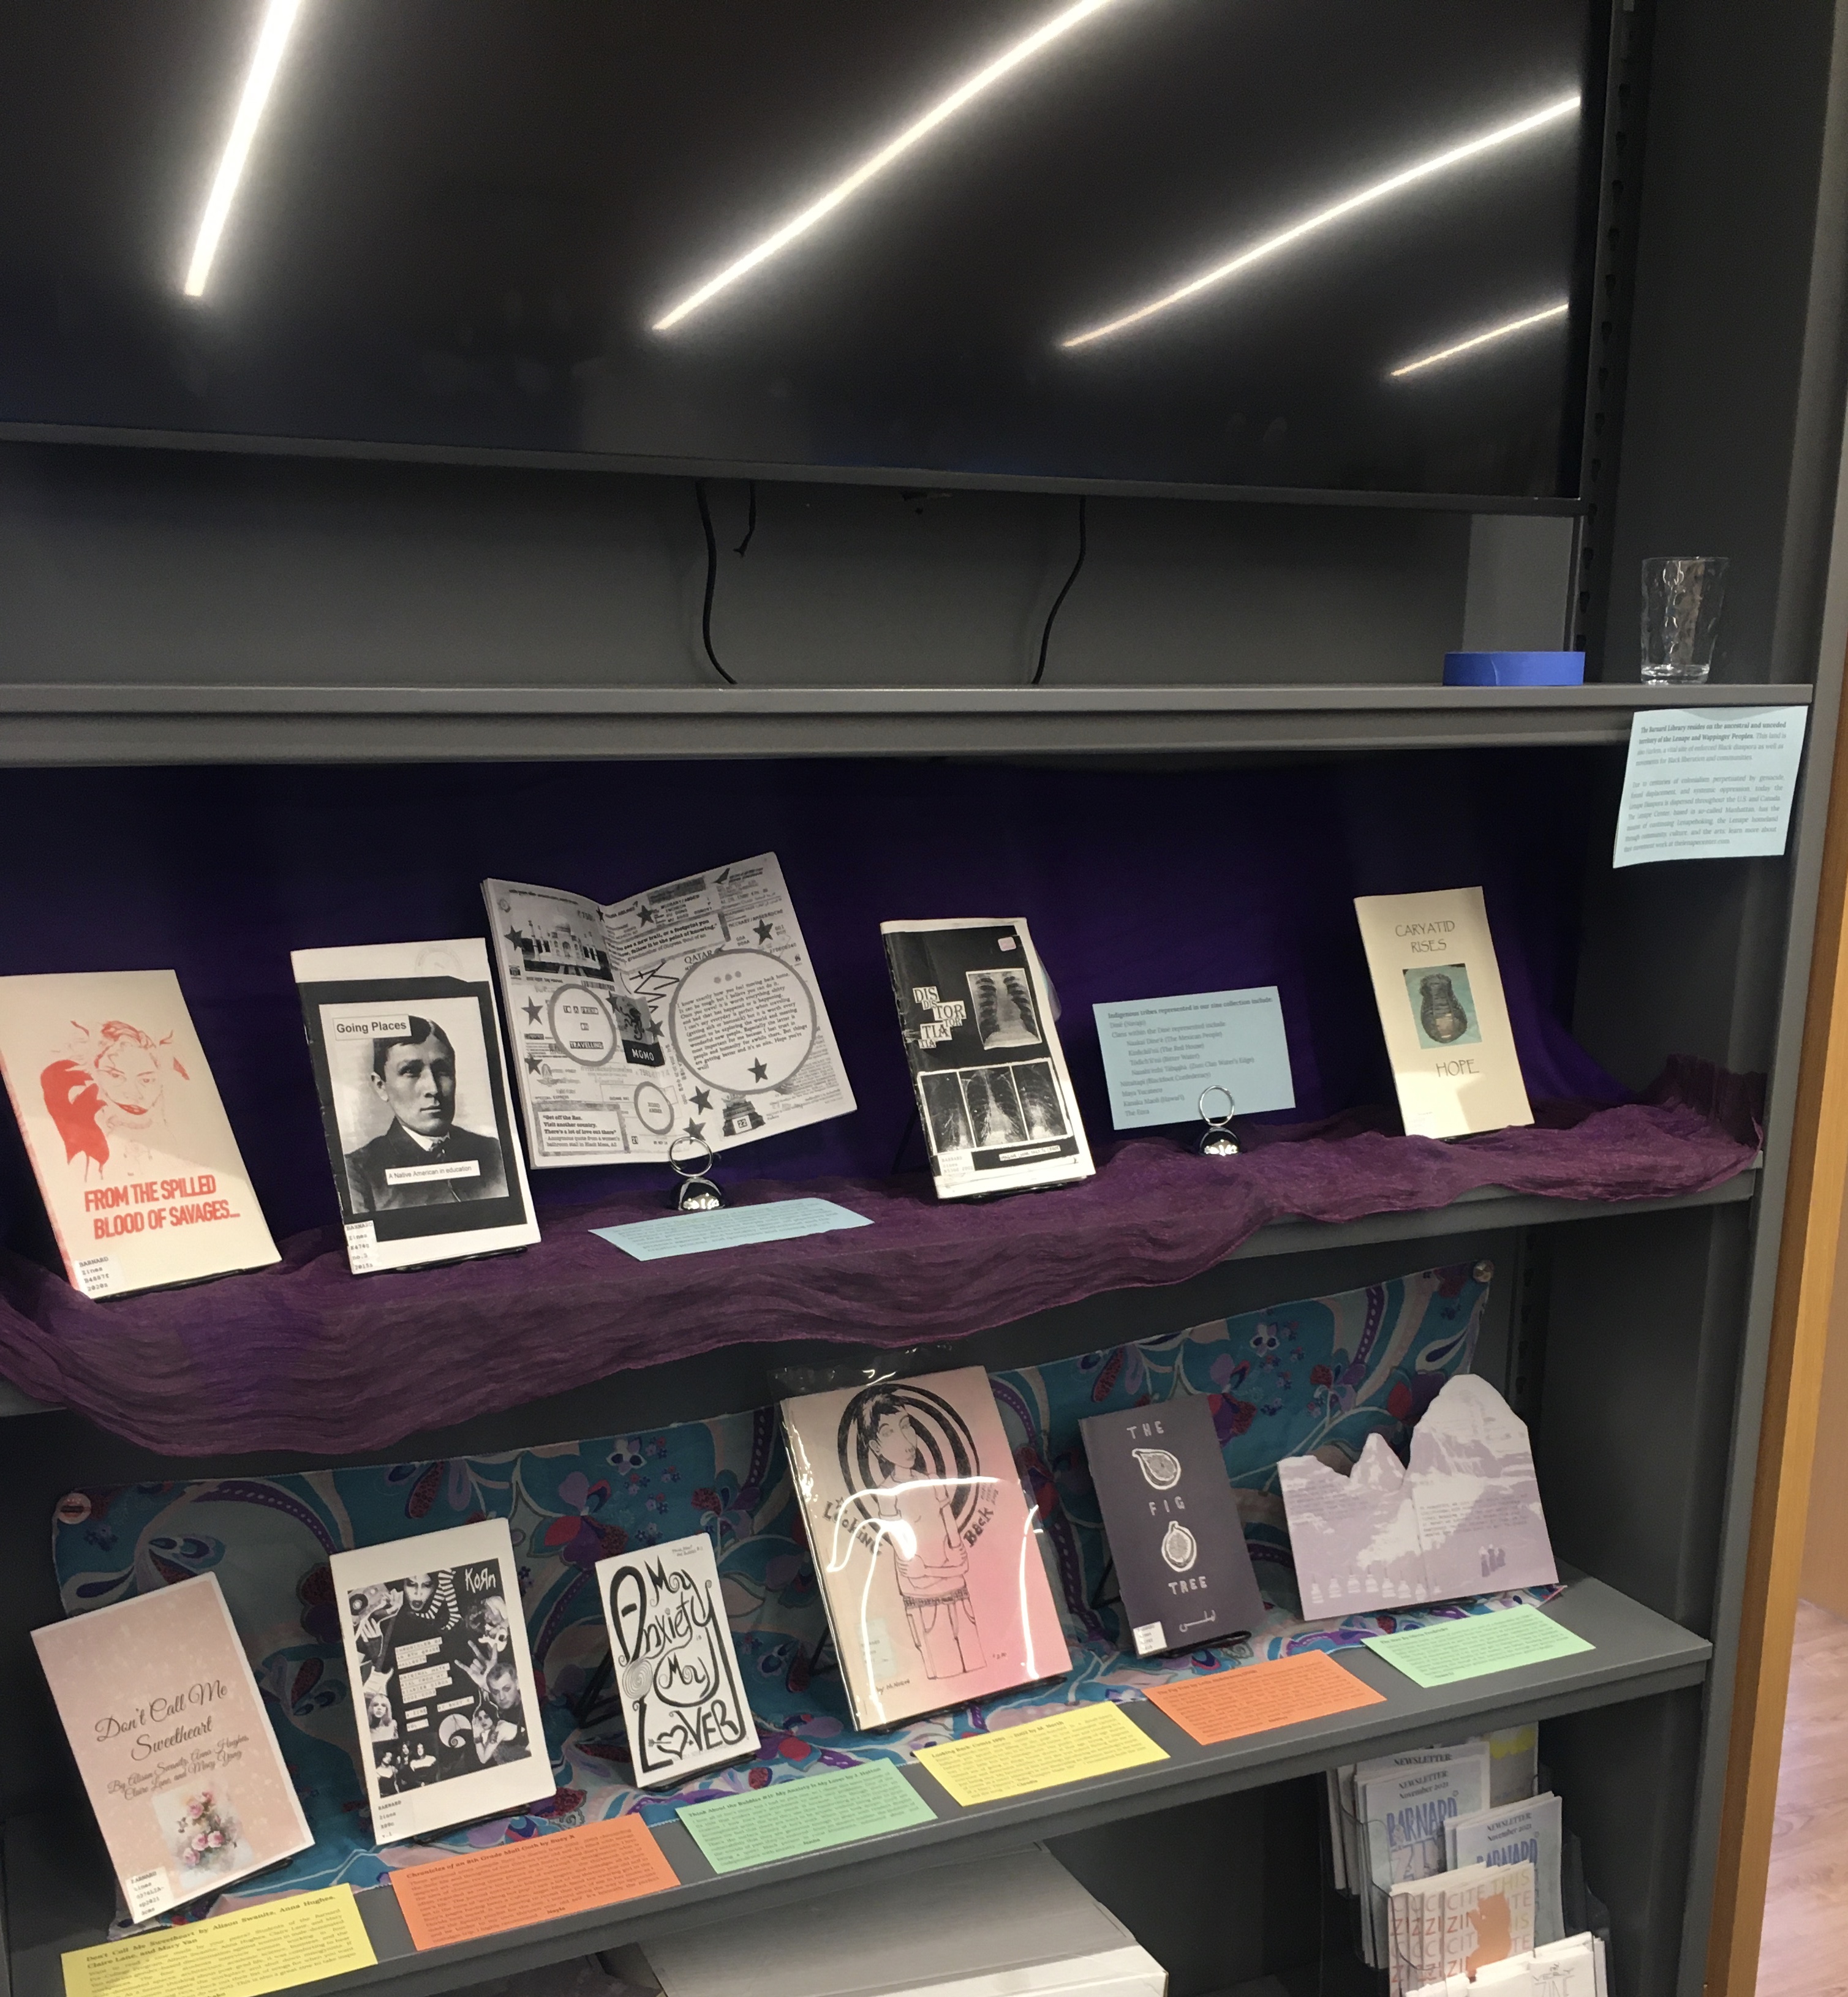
[1278,1375,1558,1618]
[1080,1396,1265,1656]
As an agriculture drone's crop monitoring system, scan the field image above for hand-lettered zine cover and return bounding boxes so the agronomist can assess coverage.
[0,970,280,1299]
[1080,1395,1265,1657]
[32,1573,311,1923]
[880,917,1093,1200]
[1352,887,1533,1140]
[782,1366,1071,1730]
[595,1532,760,1788]
[330,1519,552,1843]
[291,939,540,1276]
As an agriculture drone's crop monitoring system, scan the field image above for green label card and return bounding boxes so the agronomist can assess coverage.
[676,1762,935,1875]
[1363,1605,1593,1688]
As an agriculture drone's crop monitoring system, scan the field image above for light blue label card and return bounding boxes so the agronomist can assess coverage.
[1613,706,1808,867]
[1093,987,1295,1130]
[592,1197,871,1262]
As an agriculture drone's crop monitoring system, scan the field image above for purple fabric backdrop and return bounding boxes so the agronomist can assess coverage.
[0,1097,1753,1457]
[0,748,1619,1260]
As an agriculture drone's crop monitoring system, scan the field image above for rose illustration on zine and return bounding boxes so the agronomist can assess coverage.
[173,1790,239,1873]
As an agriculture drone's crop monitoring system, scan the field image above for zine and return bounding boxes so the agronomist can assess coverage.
[595,1533,759,1788]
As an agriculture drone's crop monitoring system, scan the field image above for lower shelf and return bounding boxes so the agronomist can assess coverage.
[2,1578,1708,1997]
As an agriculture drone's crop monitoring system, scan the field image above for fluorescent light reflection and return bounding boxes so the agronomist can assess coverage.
[652,0,1129,333]
[828,1475,1001,1728]
[1060,92,1580,350]
[1389,300,1570,377]
[183,0,304,298]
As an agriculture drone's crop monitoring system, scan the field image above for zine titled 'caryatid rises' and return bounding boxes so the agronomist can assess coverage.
[1352,886,1533,1140]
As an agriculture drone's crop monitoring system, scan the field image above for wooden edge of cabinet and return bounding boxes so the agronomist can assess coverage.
[1708,652,1848,1995]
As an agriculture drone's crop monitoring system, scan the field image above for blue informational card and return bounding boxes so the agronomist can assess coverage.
[1612,707,1808,867]
[1092,987,1295,1130]
[592,1197,872,1262]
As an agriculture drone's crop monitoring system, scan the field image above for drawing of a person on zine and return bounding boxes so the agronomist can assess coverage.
[837,1384,991,1680]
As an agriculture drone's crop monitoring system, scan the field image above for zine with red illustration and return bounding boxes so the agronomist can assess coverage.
[0,969,279,1298]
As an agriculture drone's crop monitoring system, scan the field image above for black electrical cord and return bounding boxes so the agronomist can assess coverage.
[693,478,739,685]
[734,480,758,557]
[1030,492,1087,686]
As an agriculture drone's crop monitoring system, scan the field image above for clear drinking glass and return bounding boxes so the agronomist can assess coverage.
[1641,555,1728,683]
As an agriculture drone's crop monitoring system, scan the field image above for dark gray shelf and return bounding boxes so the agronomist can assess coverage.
[0,1169,1759,1425]
[2,1577,1707,1997]
[0,681,1812,765]
[1224,1164,1759,1263]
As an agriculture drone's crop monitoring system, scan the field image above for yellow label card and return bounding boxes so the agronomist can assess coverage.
[915,1701,1167,1808]
[62,1884,376,1997]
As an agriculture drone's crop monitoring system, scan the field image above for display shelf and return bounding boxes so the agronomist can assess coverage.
[0,1169,1757,1431]
[0,1107,1758,1455]
[0,680,1812,765]
[1,1577,1707,1997]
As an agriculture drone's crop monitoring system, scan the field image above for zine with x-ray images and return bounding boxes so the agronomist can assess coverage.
[880,916,1094,1200]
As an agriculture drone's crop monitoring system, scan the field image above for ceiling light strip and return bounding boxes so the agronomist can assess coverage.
[1060,92,1581,350]
[1390,300,1571,377]
[183,0,305,298]
[652,0,1129,333]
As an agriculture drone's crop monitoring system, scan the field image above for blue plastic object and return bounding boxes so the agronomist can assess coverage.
[1444,650,1586,686]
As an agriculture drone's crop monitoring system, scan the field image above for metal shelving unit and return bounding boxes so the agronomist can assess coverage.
[1,1,1846,1990]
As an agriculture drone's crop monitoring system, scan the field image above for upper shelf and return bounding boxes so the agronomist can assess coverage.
[0,681,1813,765]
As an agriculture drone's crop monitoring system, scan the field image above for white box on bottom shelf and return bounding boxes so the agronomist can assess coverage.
[610,1845,1167,1997]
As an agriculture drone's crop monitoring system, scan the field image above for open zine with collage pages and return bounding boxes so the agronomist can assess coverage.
[32,1574,311,1924]
[781,1366,1071,1731]
[330,1519,551,1844]
[1352,887,1533,1140]
[880,917,1093,1200]
[482,853,853,1168]
[292,939,540,1275]
[595,1532,760,1789]
[1079,1396,1265,1657]
[0,971,279,1299]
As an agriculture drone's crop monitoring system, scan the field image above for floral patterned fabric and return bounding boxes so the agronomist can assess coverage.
[50,1262,1544,1917]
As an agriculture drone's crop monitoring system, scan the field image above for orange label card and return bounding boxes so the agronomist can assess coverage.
[1145,1650,1384,1745]
[391,1815,679,1952]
